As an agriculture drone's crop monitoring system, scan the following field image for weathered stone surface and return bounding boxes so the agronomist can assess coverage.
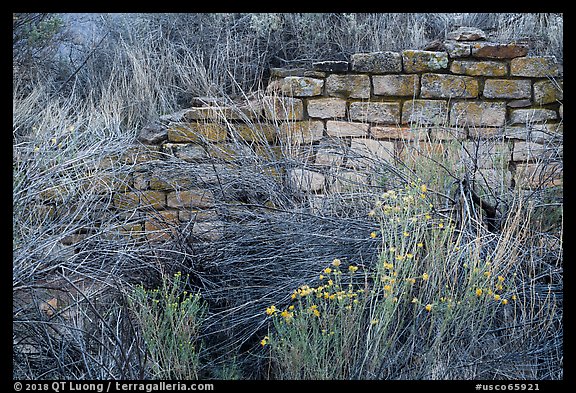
[461,141,511,169]
[471,42,528,59]
[133,173,149,190]
[349,139,395,168]
[402,50,448,73]
[349,102,401,124]
[120,145,163,164]
[351,51,402,73]
[279,76,324,97]
[138,121,168,144]
[483,79,531,99]
[307,97,347,118]
[429,127,468,140]
[326,74,371,99]
[113,192,139,210]
[183,106,251,121]
[167,122,228,143]
[149,173,194,191]
[328,170,369,193]
[162,143,207,161]
[373,74,419,96]
[270,68,306,78]
[515,162,563,188]
[402,99,448,125]
[420,73,479,98]
[178,209,219,222]
[312,60,349,72]
[447,27,487,41]
[167,189,215,209]
[315,146,346,167]
[304,70,326,78]
[450,101,507,127]
[234,123,278,143]
[370,126,427,140]
[510,56,559,77]
[559,104,563,119]
[512,141,561,161]
[191,221,224,242]
[450,60,507,76]
[280,120,324,144]
[533,79,563,105]
[326,120,369,137]
[262,96,304,121]
[509,109,557,125]
[444,41,471,58]
[140,191,167,210]
[145,210,180,242]
[504,123,563,143]
[467,127,505,139]
[507,99,532,108]
[205,143,252,162]
[289,168,326,192]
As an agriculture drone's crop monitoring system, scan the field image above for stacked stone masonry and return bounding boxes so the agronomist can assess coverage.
[111,28,562,242]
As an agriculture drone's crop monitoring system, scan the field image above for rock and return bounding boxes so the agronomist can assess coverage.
[349,102,401,124]
[447,27,487,41]
[420,73,479,99]
[138,121,168,145]
[312,60,349,72]
[510,56,559,78]
[325,74,371,99]
[402,50,448,73]
[483,79,532,99]
[373,74,420,97]
[279,76,324,97]
[402,99,448,125]
[471,42,528,59]
[307,97,347,119]
[450,101,507,127]
[351,52,402,73]
[450,60,507,76]
[326,121,369,137]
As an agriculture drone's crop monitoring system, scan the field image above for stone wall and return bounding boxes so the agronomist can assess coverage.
[113,27,563,242]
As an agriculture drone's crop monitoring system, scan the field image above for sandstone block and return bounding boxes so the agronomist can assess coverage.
[145,210,180,242]
[315,146,346,167]
[471,42,528,59]
[178,209,219,222]
[515,162,563,188]
[140,191,167,210]
[447,27,487,41]
[138,121,168,145]
[162,143,207,161]
[149,174,194,191]
[205,143,252,162]
[507,99,532,108]
[349,102,401,124]
[191,221,224,242]
[461,141,511,169]
[429,127,468,141]
[483,79,531,99]
[279,76,324,97]
[402,99,448,125]
[312,60,349,72]
[120,145,163,164]
[167,122,228,143]
[504,123,563,143]
[326,120,369,137]
[351,51,402,73]
[444,41,471,58]
[510,56,559,77]
[328,170,369,193]
[263,96,304,121]
[513,141,561,161]
[167,189,215,209]
[326,74,370,99]
[420,73,479,98]
[373,74,419,96]
[533,79,563,105]
[402,50,448,73]
[113,192,140,210]
[450,60,507,76]
[234,123,278,143]
[370,125,427,140]
[509,109,557,125]
[349,139,394,169]
[280,120,324,144]
[450,101,507,127]
[307,97,347,118]
[289,168,326,192]
[114,190,166,210]
[270,68,306,78]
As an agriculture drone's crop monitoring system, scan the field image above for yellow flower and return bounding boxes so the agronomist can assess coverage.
[33,146,40,153]
[438,222,444,229]
[475,288,483,297]
[288,305,294,311]
[484,271,491,278]
[494,294,501,301]
[403,231,410,237]
[51,137,57,145]
[312,309,320,317]
[266,305,277,315]
[370,231,377,239]
[422,273,429,281]
[327,279,333,286]
[348,265,359,273]
[417,242,424,248]
[406,278,416,285]
[319,274,324,280]
[411,297,419,304]
[384,284,392,292]
[511,295,517,301]
[395,254,404,261]
[420,184,427,193]
[324,267,332,274]
[406,253,413,259]
[389,246,396,253]
[425,213,432,220]
[332,259,341,267]
[497,275,505,282]
[501,299,508,305]
[383,262,394,270]
[370,319,379,325]
[260,336,269,346]
[425,304,432,312]
[368,210,376,217]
